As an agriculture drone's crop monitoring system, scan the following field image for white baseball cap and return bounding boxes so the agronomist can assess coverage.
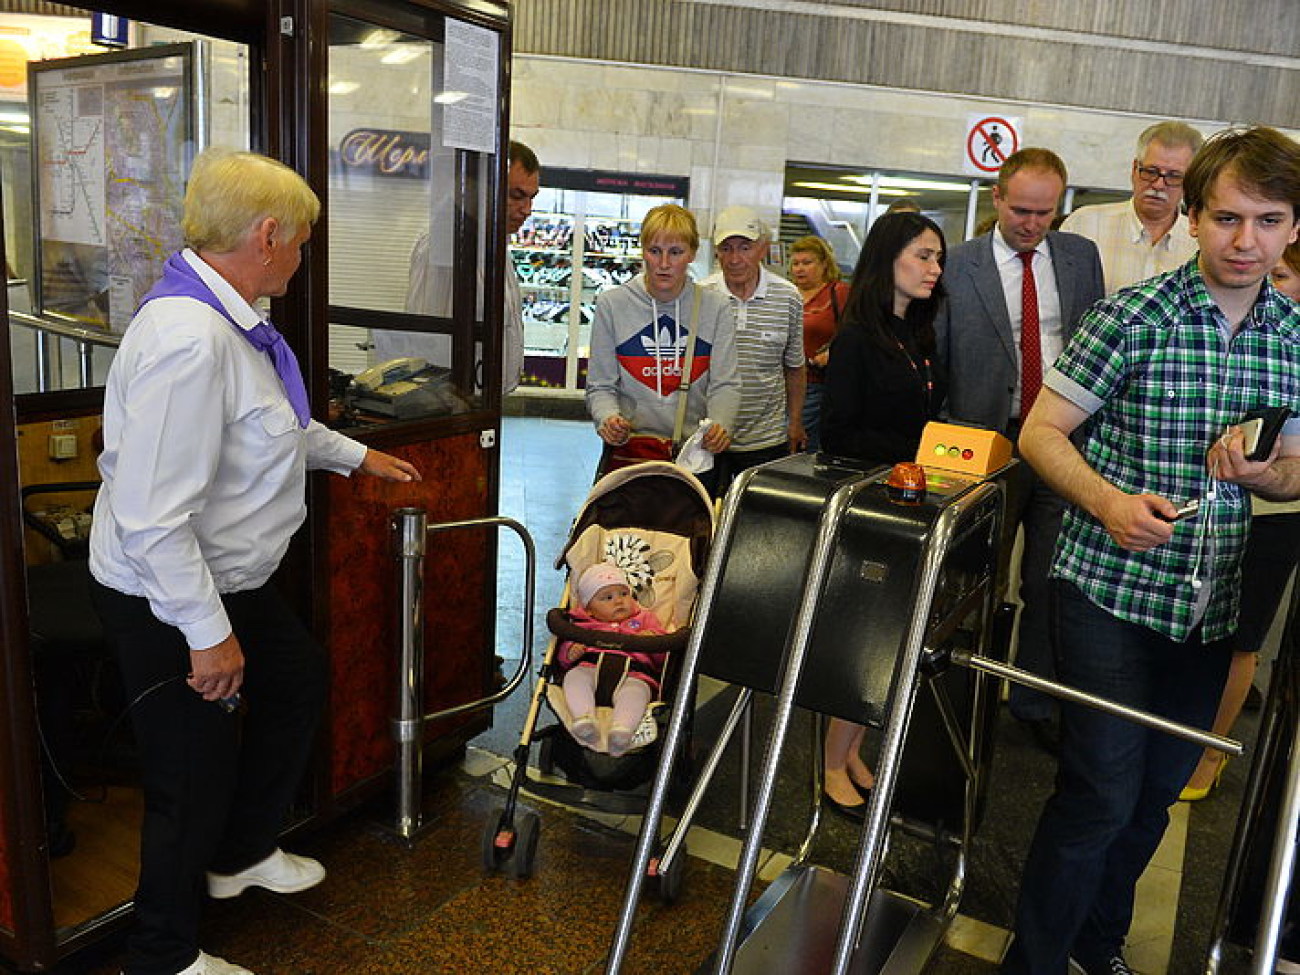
[713,205,764,245]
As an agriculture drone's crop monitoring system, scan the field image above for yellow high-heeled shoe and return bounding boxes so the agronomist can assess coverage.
[1179,754,1227,802]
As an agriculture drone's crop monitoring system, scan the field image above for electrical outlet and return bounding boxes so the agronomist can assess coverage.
[48,434,77,460]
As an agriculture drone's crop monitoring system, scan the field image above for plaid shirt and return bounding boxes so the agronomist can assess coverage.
[1045,258,1300,641]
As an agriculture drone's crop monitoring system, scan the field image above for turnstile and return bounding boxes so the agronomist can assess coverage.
[605,449,1246,975]
[607,452,1008,974]
[1207,580,1300,974]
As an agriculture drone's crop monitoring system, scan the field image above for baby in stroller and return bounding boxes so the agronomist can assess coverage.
[559,563,668,757]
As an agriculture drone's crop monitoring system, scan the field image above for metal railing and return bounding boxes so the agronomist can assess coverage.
[390,507,536,839]
[9,308,120,392]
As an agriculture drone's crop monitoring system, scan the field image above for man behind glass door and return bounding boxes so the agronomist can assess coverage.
[398,140,540,393]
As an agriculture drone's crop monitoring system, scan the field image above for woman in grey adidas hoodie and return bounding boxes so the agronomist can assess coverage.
[585,204,740,458]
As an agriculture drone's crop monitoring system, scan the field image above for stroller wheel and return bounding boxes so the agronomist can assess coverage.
[647,842,685,903]
[481,808,514,873]
[506,809,541,879]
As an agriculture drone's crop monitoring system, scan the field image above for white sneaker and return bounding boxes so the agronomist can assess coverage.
[206,848,325,899]
[175,951,255,974]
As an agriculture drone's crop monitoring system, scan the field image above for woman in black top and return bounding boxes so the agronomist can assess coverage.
[819,211,948,819]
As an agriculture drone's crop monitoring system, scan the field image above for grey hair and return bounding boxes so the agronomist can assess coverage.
[1136,121,1203,158]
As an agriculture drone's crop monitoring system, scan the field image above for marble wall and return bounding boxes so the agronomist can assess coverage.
[510,53,1300,251]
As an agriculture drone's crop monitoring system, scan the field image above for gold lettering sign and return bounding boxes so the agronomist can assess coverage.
[338,129,431,179]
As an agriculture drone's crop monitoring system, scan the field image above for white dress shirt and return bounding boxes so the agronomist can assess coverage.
[991,230,1065,420]
[396,231,524,393]
[90,249,367,650]
[1060,198,1198,295]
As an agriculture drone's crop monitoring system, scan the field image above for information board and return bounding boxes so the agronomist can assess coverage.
[30,42,196,332]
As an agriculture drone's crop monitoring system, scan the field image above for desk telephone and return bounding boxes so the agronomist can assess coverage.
[348,356,459,419]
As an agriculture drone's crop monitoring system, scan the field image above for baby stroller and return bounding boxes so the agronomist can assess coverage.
[482,461,714,881]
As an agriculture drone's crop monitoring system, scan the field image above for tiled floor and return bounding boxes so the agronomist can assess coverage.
[39,416,1275,974]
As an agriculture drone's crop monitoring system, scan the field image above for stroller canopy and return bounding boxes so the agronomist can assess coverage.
[557,462,715,631]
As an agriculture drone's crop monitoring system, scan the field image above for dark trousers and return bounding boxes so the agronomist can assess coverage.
[801,382,825,452]
[1001,580,1232,973]
[714,442,790,499]
[90,581,327,975]
[1003,457,1068,722]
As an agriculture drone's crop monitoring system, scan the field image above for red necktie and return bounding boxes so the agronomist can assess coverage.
[1018,249,1041,419]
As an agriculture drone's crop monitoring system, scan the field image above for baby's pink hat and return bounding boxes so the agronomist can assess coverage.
[576,562,629,607]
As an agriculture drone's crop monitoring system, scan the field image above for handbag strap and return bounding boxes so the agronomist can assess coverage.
[670,284,702,448]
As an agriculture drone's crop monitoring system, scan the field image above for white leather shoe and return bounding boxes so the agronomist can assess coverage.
[206,848,325,899]
[174,951,255,974]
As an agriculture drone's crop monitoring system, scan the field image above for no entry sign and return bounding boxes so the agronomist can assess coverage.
[964,114,1021,176]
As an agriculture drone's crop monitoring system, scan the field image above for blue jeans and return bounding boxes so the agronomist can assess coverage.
[1001,580,1231,973]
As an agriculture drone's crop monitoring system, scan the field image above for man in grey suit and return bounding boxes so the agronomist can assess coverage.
[935,147,1105,752]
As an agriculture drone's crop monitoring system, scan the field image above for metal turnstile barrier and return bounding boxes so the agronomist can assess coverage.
[389,509,537,839]
[1206,581,1300,975]
[605,451,1243,975]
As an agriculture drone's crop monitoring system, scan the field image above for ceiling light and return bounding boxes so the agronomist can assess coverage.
[791,181,910,197]
[328,80,360,95]
[434,91,469,104]
[838,174,971,193]
[381,47,423,65]
[360,29,399,49]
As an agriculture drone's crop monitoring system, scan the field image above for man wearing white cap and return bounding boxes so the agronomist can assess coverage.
[702,205,806,494]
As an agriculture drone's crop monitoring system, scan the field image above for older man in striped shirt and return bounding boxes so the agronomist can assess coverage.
[702,205,806,496]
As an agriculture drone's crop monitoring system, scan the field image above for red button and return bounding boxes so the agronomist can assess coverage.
[962,449,974,460]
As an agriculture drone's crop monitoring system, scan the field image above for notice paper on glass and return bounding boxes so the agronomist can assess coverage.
[441,19,498,155]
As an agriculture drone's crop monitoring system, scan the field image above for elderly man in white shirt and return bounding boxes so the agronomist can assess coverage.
[1061,121,1203,294]
[90,148,418,975]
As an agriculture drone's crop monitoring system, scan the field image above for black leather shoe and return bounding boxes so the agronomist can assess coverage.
[823,791,867,823]
[1017,716,1061,756]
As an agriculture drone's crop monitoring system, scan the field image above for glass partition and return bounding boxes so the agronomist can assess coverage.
[5,15,250,394]
[325,11,500,428]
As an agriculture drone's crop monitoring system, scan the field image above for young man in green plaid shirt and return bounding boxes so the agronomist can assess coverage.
[1003,126,1300,975]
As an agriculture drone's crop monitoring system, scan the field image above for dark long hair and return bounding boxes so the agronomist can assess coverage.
[840,212,946,357]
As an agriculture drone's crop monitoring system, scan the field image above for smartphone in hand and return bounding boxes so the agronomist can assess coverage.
[1239,406,1291,462]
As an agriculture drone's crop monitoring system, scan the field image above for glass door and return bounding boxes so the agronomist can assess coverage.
[323,5,504,428]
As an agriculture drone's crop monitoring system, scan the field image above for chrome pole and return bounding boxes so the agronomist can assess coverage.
[715,476,868,975]
[78,338,93,388]
[1250,709,1300,975]
[956,653,1243,756]
[606,466,761,974]
[392,506,428,839]
[35,329,51,393]
[420,516,537,723]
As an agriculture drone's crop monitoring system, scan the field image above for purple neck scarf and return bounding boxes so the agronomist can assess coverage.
[139,252,311,428]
